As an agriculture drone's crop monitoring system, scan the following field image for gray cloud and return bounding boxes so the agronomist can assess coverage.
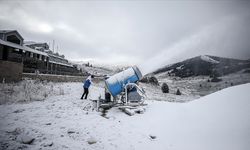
[0,0,250,66]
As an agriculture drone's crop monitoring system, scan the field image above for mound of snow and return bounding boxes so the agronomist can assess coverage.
[134,83,250,150]
[200,55,219,64]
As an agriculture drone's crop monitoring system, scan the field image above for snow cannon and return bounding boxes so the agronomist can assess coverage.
[105,66,143,97]
[96,66,146,114]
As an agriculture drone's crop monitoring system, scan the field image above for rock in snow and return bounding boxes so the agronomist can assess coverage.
[87,137,97,144]
[19,134,35,144]
[123,108,135,116]
[13,109,25,113]
[6,127,22,135]
[67,129,76,134]
[149,135,157,140]
[41,141,53,147]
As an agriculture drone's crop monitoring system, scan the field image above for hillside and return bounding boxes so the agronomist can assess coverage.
[70,61,117,76]
[154,55,250,78]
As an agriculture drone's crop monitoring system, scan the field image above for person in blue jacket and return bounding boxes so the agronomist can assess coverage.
[81,75,94,99]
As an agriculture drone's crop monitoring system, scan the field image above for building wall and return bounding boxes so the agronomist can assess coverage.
[0,33,4,40]
[0,60,23,83]
[49,54,68,64]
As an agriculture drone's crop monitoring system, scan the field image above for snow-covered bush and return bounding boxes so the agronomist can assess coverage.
[140,76,159,86]
[176,88,181,95]
[161,83,169,93]
[59,87,64,95]
[211,76,222,82]
[243,69,250,73]
[0,79,67,104]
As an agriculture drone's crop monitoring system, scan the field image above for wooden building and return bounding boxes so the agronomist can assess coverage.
[0,30,49,82]
[0,30,81,82]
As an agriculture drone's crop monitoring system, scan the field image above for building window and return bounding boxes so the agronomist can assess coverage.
[30,52,33,58]
[6,35,21,45]
[0,45,3,60]
[26,51,30,57]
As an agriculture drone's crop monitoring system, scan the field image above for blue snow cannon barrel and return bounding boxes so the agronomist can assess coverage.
[105,66,143,97]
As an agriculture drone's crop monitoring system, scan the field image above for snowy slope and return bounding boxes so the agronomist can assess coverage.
[154,55,250,77]
[0,83,250,150]
[83,66,114,76]
[135,83,250,150]
[200,55,219,64]
[70,60,122,76]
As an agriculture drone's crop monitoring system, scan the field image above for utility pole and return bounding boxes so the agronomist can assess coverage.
[52,40,55,52]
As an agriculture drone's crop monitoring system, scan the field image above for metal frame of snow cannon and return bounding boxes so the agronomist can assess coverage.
[123,82,146,105]
[97,83,147,111]
[116,82,147,116]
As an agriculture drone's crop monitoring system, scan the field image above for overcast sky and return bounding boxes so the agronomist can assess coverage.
[0,0,250,67]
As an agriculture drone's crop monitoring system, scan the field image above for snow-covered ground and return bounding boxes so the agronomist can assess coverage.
[0,81,250,150]
[156,71,250,98]
[140,82,199,102]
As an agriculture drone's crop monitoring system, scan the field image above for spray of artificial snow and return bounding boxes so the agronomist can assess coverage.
[138,15,250,76]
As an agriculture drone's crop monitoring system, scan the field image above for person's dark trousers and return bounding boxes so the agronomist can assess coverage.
[81,88,89,99]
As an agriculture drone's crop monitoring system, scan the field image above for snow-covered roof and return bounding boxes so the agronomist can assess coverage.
[35,46,43,49]
[24,42,48,47]
[49,60,73,67]
[23,41,37,45]
[48,53,66,60]
[24,46,48,56]
[0,30,24,40]
[0,30,16,33]
[0,39,48,56]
